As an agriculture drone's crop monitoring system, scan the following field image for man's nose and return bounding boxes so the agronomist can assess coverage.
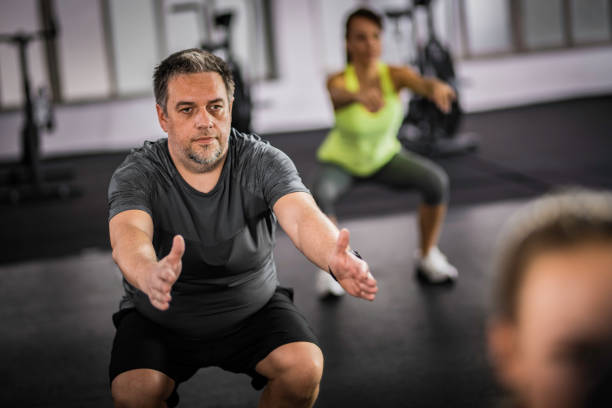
[195,109,213,128]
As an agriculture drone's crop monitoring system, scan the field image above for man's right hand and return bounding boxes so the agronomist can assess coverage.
[141,235,185,310]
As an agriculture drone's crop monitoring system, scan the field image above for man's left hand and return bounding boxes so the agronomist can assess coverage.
[327,228,378,301]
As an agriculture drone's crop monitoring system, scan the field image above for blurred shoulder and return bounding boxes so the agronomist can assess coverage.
[326,70,347,89]
[388,64,421,89]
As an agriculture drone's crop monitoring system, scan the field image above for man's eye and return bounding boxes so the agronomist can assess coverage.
[181,107,192,113]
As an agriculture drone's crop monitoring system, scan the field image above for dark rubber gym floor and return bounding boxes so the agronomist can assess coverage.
[1,95,611,407]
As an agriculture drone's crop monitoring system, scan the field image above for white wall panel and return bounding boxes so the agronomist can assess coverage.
[55,0,111,100]
[109,0,159,95]
[0,0,48,107]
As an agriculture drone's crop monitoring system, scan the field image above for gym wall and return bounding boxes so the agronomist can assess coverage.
[0,0,611,160]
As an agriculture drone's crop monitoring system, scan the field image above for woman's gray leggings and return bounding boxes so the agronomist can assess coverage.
[311,150,449,217]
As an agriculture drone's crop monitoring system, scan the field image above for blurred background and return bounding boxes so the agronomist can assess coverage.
[1,0,611,407]
[1,0,611,154]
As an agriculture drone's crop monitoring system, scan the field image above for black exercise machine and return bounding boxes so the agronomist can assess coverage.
[202,11,252,134]
[0,23,78,204]
[171,2,253,133]
[386,0,478,157]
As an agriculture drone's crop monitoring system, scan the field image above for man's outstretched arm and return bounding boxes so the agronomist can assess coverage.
[109,209,184,310]
[273,192,378,301]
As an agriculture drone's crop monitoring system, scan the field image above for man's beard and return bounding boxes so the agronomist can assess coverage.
[183,137,227,173]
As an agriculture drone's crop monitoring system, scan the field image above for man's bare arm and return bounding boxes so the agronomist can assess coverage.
[109,210,184,310]
[273,192,378,301]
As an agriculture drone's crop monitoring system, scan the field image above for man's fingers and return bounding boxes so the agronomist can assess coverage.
[152,279,172,296]
[166,235,185,266]
[148,271,174,309]
[359,274,377,289]
[151,293,171,305]
[358,272,378,300]
[147,240,183,312]
[149,293,170,310]
[358,269,377,289]
[335,228,350,255]
[360,292,377,301]
[150,279,172,298]
[350,262,378,301]
[161,236,184,280]
[158,268,176,283]
[151,299,169,311]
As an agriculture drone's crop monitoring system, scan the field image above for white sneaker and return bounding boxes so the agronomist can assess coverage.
[416,247,458,283]
[316,269,345,297]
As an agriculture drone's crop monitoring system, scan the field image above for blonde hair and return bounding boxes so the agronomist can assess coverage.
[492,187,612,321]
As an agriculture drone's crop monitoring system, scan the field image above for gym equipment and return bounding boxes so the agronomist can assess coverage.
[0,22,78,204]
[171,1,253,133]
[386,0,478,157]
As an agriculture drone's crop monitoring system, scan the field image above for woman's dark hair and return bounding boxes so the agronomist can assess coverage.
[345,8,383,63]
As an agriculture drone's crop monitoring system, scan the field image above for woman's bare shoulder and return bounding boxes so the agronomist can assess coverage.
[326,70,347,89]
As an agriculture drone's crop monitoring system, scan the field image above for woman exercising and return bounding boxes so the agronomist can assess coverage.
[313,7,458,296]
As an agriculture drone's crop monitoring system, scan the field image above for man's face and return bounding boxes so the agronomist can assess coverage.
[489,242,612,408]
[157,72,232,173]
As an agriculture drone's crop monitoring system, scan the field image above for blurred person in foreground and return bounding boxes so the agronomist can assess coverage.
[488,188,612,408]
[312,7,458,297]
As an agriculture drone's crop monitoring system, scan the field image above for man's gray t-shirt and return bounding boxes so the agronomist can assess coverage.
[108,130,309,339]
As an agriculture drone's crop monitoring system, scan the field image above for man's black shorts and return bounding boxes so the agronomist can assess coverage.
[108,286,319,407]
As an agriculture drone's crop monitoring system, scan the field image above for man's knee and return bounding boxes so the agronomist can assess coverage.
[282,344,323,402]
[111,369,174,407]
[260,342,324,397]
[290,345,324,387]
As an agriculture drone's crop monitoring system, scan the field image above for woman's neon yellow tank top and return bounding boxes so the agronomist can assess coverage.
[317,62,403,177]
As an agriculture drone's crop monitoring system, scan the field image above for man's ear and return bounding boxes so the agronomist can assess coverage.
[488,319,522,391]
[156,104,168,133]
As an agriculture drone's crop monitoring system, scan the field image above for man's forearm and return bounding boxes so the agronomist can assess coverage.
[293,208,340,272]
[111,229,157,291]
[275,193,346,272]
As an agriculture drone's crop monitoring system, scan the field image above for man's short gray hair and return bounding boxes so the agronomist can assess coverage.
[153,48,235,114]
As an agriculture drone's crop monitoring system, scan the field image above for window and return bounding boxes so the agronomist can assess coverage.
[0,0,49,107]
[108,0,160,96]
[571,0,611,44]
[464,0,513,55]
[56,0,111,101]
[522,0,565,50]
[0,0,277,110]
[457,0,612,58]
